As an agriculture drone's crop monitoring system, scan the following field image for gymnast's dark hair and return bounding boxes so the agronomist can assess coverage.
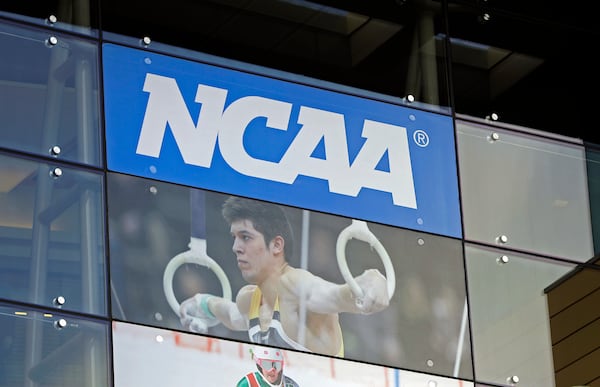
[222,196,294,259]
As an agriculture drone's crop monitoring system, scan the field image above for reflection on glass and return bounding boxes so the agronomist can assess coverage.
[0,20,102,166]
[465,243,574,387]
[113,321,474,387]
[447,2,599,143]
[0,0,98,35]
[0,302,110,387]
[0,153,106,315]
[457,118,593,262]
[586,147,600,255]
[107,173,472,378]
[100,0,450,111]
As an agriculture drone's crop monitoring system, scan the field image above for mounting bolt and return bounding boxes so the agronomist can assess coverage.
[50,167,63,178]
[53,296,66,307]
[47,36,58,46]
[497,255,509,264]
[50,145,61,156]
[496,235,508,244]
[54,318,68,329]
[485,112,499,121]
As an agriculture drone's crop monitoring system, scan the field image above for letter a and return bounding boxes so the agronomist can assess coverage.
[348,120,417,208]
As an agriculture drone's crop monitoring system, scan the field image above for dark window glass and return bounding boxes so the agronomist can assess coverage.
[101,0,451,111]
[451,0,598,32]
[586,146,600,255]
[0,302,110,387]
[0,152,107,316]
[0,20,102,166]
[447,1,600,145]
[0,0,98,36]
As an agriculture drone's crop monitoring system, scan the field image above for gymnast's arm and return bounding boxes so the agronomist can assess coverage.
[281,267,389,315]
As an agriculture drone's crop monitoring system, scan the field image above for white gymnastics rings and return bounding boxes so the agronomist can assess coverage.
[336,219,395,306]
[163,238,232,318]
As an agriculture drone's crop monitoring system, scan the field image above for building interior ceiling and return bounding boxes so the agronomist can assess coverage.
[2,0,597,140]
[98,0,600,142]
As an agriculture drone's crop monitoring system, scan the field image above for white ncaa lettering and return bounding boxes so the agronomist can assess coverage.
[279,106,351,187]
[349,120,416,208]
[218,96,292,181]
[137,73,226,167]
[136,73,417,208]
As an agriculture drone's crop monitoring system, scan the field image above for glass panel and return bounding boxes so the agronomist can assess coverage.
[0,152,107,315]
[457,118,594,262]
[107,173,472,378]
[452,0,594,36]
[0,20,102,166]
[0,0,98,36]
[447,1,600,145]
[465,243,575,387]
[586,146,600,255]
[101,0,451,111]
[0,302,110,387]
[113,321,474,387]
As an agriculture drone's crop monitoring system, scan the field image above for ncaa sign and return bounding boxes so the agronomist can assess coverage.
[103,43,461,238]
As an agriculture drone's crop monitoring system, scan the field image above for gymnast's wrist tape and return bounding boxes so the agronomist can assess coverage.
[199,295,215,319]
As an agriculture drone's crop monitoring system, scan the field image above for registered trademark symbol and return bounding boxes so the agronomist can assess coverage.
[413,130,429,147]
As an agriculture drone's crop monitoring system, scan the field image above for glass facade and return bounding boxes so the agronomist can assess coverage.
[0,20,101,166]
[456,118,593,261]
[0,152,106,315]
[0,302,110,386]
[1,1,599,386]
[464,244,575,386]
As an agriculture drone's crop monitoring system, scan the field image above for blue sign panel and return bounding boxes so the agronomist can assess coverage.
[103,43,462,238]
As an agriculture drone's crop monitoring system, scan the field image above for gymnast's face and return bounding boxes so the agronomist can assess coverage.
[230,219,281,284]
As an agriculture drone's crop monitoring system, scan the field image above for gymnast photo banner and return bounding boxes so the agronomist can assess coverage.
[107,177,472,378]
[102,43,461,238]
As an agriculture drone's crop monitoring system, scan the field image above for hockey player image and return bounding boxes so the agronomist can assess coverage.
[178,195,390,357]
[236,346,300,387]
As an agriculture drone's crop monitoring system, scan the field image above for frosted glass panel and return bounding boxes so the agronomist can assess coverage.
[465,243,574,386]
[457,119,593,262]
